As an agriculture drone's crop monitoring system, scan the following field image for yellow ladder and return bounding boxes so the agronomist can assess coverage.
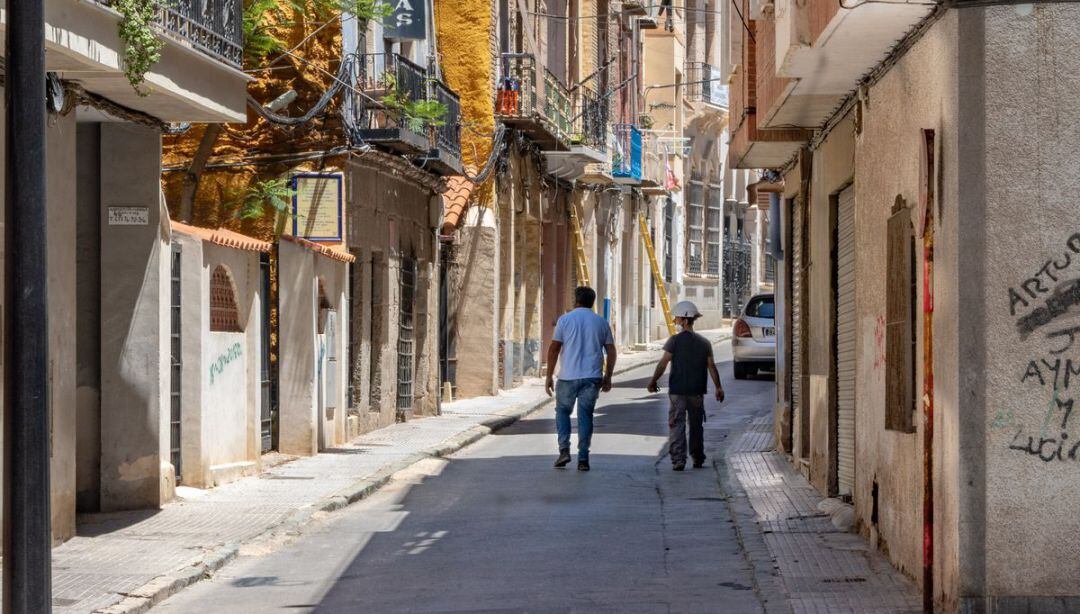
[638,213,676,336]
[568,203,591,288]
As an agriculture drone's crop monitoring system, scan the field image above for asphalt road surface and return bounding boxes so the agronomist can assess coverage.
[156,340,776,613]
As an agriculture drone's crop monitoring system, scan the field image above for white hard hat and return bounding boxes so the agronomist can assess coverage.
[672,300,702,318]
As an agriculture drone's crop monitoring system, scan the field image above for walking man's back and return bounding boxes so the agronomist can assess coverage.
[647,301,724,471]
[545,286,617,472]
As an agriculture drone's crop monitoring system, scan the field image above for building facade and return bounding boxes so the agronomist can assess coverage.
[731,1,1080,610]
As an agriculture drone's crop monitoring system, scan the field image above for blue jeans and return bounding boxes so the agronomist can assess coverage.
[555,378,602,460]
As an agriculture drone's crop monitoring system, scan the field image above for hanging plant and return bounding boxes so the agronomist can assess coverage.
[115,0,165,96]
[380,73,448,133]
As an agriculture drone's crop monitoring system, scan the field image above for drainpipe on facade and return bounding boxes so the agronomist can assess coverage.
[3,0,53,611]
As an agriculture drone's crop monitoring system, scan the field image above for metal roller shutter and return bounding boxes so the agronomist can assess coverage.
[836,186,857,496]
[791,198,804,450]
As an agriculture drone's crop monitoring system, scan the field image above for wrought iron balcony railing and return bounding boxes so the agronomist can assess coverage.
[496,53,573,148]
[686,62,729,108]
[571,87,608,152]
[355,52,429,139]
[96,0,243,69]
[351,52,461,163]
[432,81,462,160]
[612,124,643,182]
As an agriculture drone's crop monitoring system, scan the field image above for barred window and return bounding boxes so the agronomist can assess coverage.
[687,181,705,275]
[210,265,242,332]
[707,185,723,276]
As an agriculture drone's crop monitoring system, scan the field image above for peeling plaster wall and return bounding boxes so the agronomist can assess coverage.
[849,12,958,603]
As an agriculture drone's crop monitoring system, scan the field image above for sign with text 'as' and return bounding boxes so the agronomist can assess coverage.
[384,0,426,40]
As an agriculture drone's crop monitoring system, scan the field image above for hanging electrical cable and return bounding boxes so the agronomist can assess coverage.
[462,123,509,184]
[247,55,355,126]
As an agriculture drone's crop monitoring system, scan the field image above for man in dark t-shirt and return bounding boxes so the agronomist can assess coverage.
[646,301,724,471]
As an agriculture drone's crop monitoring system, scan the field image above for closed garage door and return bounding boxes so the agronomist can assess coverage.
[836,186,856,496]
[791,197,804,457]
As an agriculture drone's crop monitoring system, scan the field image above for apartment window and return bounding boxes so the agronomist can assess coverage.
[687,181,704,275]
[210,265,242,332]
[706,184,722,276]
[885,197,916,433]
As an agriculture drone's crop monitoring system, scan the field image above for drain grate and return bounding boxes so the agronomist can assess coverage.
[53,598,81,607]
[264,475,316,480]
[822,577,867,583]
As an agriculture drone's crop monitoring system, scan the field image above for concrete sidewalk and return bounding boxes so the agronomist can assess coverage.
[719,415,921,614]
[42,330,726,614]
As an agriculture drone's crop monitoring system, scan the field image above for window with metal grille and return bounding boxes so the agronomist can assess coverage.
[396,258,417,418]
[707,184,723,276]
[210,265,242,332]
[885,197,916,433]
[170,247,182,481]
[687,181,704,275]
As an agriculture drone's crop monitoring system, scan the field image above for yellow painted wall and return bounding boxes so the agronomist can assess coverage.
[434,0,494,181]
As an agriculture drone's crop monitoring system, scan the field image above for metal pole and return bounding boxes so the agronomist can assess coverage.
[3,0,53,612]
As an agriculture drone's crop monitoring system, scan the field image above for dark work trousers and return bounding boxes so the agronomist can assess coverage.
[667,394,705,465]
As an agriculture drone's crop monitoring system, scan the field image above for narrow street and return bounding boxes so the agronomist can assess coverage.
[153,341,916,613]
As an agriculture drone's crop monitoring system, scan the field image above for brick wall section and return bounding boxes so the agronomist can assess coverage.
[809,0,840,44]
[755,10,792,128]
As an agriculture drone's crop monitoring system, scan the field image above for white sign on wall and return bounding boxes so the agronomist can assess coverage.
[107,206,149,226]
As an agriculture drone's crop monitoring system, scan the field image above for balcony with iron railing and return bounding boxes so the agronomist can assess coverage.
[352,52,462,174]
[95,0,243,69]
[612,124,643,184]
[496,53,573,150]
[685,62,729,109]
[544,86,610,182]
[25,0,249,121]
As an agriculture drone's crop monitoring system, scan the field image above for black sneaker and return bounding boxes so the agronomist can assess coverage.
[673,462,686,472]
[693,458,706,469]
[554,450,571,468]
[577,459,590,472]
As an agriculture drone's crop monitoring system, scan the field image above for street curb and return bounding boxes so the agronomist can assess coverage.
[95,335,732,613]
[94,396,555,614]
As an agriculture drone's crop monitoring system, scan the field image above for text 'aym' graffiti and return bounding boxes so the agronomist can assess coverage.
[209,343,242,386]
[1009,232,1080,338]
[1008,386,1079,463]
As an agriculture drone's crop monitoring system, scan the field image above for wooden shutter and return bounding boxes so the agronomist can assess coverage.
[885,198,915,432]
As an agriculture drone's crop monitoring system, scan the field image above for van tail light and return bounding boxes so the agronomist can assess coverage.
[734,319,752,338]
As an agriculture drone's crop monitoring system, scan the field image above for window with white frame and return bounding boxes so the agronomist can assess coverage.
[687,180,704,275]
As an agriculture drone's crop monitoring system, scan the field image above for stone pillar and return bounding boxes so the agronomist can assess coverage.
[522,218,542,376]
[48,110,77,539]
[99,123,171,511]
[452,206,499,397]
[277,241,317,455]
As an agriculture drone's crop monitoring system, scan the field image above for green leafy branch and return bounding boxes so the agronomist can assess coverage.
[230,177,295,221]
[115,0,165,96]
[380,72,449,133]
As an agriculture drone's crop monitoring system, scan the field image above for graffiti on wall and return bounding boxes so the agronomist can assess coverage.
[1005,232,1080,462]
[209,342,243,386]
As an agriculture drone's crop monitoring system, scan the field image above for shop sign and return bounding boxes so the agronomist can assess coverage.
[384,0,426,40]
